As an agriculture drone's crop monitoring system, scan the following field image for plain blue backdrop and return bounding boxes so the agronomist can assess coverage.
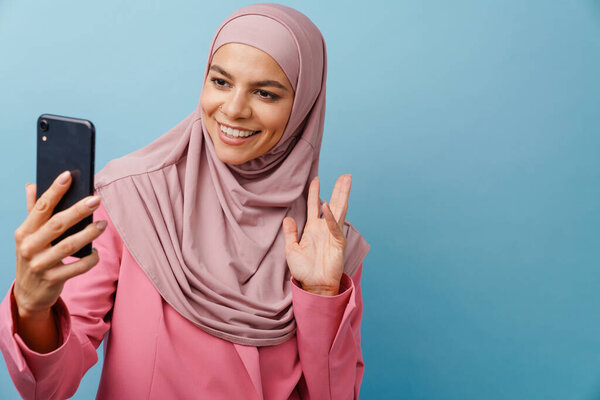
[1,0,600,399]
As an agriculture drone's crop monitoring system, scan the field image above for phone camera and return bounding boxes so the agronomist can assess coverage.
[40,119,49,131]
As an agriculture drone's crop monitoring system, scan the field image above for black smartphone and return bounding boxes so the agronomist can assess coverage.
[36,114,95,258]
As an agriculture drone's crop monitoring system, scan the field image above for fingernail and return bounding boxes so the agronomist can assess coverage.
[86,196,101,208]
[57,171,70,184]
[95,220,107,230]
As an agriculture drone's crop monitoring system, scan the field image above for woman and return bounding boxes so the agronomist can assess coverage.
[1,4,370,399]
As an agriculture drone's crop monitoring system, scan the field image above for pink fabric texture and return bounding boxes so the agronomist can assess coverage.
[94,3,370,347]
[0,204,365,399]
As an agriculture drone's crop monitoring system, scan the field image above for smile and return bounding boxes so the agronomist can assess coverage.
[219,123,260,138]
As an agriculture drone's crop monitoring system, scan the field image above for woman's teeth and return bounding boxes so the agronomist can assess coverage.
[220,124,259,138]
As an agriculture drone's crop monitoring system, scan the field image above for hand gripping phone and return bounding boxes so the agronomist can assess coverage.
[36,114,95,258]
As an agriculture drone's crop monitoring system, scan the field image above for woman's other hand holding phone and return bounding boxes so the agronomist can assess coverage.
[12,171,106,353]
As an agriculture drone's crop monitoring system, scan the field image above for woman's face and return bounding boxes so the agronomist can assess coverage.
[200,43,295,165]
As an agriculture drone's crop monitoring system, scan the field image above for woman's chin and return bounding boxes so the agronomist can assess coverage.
[215,150,250,166]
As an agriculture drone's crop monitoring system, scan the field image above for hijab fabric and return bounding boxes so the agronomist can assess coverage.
[95,3,370,346]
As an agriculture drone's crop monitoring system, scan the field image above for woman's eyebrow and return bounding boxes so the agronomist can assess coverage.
[253,79,288,91]
[209,64,289,92]
[210,65,233,80]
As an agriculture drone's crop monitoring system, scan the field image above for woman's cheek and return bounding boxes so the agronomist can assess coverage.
[274,103,294,132]
[261,103,285,131]
[201,86,219,114]
[199,89,209,113]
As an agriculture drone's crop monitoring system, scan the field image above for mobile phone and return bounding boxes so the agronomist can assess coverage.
[36,114,95,258]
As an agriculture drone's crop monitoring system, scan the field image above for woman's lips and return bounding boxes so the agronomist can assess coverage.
[217,123,261,146]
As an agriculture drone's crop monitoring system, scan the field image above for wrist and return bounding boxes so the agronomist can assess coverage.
[299,282,340,296]
[17,306,53,322]
[12,286,52,321]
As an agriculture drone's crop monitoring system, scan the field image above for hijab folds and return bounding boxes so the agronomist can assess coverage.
[95,3,370,346]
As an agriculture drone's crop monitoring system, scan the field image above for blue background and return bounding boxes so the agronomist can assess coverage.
[1,0,599,399]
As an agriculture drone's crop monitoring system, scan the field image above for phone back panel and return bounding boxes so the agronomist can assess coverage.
[36,114,95,258]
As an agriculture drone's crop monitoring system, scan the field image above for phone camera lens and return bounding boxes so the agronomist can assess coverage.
[40,120,49,131]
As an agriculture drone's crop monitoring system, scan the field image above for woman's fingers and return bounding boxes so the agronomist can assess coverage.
[26,183,37,213]
[282,217,299,251]
[19,171,72,236]
[44,249,100,283]
[337,175,351,225]
[328,174,351,224]
[307,176,320,220]
[30,220,107,270]
[322,202,346,243]
[18,195,101,259]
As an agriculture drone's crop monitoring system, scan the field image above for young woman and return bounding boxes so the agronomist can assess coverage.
[1,4,370,399]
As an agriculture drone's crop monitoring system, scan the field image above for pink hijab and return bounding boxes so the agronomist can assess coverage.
[95,3,370,346]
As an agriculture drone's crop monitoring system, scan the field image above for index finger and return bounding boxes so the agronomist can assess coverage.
[25,183,36,213]
[307,176,320,220]
[20,171,72,234]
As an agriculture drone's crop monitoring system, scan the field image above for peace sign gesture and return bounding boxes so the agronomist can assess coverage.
[282,174,351,296]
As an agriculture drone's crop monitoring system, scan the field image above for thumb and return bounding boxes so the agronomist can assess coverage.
[282,217,298,249]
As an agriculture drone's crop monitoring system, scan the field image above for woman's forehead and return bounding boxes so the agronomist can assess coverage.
[210,43,293,90]
[211,14,299,88]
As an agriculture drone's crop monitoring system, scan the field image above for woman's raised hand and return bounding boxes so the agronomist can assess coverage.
[282,175,351,296]
[13,171,106,321]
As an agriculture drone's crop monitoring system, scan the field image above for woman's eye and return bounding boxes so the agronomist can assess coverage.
[211,78,229,87]
[256,90,277,100]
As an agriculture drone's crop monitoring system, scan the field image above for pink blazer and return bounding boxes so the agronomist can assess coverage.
[0,204,365,399]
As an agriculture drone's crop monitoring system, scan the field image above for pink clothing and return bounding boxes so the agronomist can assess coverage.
[0,204,365,399]
[93,3,369,348]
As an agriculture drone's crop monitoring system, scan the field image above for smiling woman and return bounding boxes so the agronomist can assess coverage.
[201,43,295,165]
[0,3,370,400]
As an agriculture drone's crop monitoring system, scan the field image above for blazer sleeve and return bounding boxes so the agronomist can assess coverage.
[0,203,122,400]
[292,263,365,400]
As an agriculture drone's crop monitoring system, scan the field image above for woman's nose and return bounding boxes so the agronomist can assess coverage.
[220,91,251,119]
